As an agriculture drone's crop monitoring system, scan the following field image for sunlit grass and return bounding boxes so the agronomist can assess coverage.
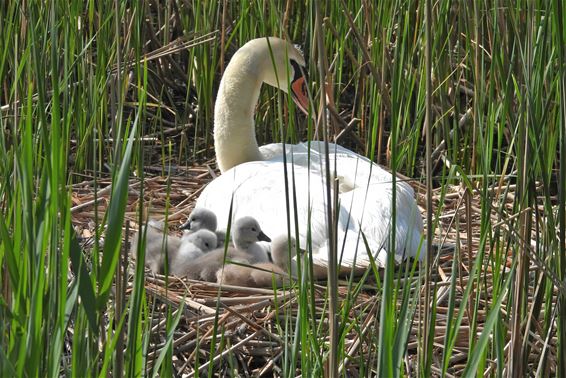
[0,0,564,376]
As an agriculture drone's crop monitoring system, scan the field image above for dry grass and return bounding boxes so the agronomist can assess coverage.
[69,162,558,376]
[3,1,563,375]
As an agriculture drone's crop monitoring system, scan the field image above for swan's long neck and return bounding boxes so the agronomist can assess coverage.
[214,60,264,172]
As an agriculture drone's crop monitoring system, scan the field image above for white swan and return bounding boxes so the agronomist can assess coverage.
[196,37,425,276]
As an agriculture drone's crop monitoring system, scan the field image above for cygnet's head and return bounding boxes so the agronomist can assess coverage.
[182,229,218,252]
[215,230,228,248]
[270,235,298,268]
[236,37,308,114]
[233,216,271,250]
[180,208,218,232]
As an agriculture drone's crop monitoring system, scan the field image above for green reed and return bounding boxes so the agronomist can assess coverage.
[0,0,564,376]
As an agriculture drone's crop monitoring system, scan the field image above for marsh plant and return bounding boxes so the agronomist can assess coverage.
[0,1,564,376]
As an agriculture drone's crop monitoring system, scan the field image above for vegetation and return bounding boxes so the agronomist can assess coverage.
[0,0,564,376]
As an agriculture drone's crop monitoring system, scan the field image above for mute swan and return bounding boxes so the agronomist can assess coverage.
[180,207,228,248]
[130,221,181,274]
[169,229,217,276]
[180,216,272,282]
[217,235,297,287]
[196,37,425,276]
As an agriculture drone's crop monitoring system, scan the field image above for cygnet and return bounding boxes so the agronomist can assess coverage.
[217,235,297,287]
[169,229,217,276]
[180,216,271,282]
[130,220,181,274]
[180,207,228,247]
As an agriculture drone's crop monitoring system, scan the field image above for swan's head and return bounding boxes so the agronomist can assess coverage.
[239,37,309,114]
[182,229,218,252]
[180,208,218,232]
[233,216,271,249]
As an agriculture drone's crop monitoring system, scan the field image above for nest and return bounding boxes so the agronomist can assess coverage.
[71,162,558,376]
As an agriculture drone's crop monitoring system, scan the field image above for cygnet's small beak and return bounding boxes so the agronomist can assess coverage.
[291,75,309,115]
[258,231,271,243]
[179,220,191,230]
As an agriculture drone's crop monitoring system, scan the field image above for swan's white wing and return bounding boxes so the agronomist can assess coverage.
[325,181,425,269]
[198,143,424,270]
[261,141,413,193]
[197,160,330,255]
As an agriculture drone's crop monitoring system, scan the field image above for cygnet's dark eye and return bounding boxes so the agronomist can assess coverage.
[251,227,257,232]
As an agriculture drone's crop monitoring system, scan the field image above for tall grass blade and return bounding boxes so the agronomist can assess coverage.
[553,0,566,376]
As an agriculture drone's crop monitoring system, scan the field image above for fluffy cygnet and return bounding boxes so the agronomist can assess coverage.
[217,235,297,287]
[180,208,217,232]
[130,220,181,274]
[183,229,218,253]
[181,216,271,282]
[215,230,228,248]
[231,216,271,262]
[169,230,217,276]
[180,207,228,248]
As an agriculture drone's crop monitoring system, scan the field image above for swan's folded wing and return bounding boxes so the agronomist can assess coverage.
[197,147,425,271]
[197,160,330,255]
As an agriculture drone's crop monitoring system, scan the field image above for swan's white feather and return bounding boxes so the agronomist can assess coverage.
[196,141,424,269]
[199,37,425,273]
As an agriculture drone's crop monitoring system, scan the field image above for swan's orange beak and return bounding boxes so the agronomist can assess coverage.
[291,76,309,115]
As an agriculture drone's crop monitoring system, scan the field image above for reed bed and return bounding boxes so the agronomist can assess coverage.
[1,0,564,376]
[66,166,558,376]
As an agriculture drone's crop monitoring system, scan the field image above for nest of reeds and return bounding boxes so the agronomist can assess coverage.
[71,162,558,376]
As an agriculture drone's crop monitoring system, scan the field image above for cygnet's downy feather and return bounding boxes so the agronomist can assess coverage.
[217,235,298,287]
[130,221,181,274]
[170,229,217,276]
[180,207,229,247]
[180,216,271,282]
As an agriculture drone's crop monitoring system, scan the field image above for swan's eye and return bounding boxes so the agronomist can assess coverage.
[252,227,257,232]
